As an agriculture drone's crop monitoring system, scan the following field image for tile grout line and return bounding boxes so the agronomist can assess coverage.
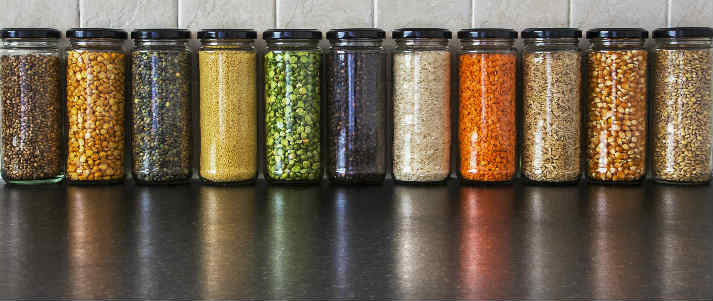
[471,0,476,27]
[176,0,181,28]
[667,0,672,27]
[373,0,378,27]
[568,0,574,28]
[78,0,83,27]
[274,0,279,28]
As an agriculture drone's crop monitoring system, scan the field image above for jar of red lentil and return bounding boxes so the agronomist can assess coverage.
[585,28,648,184]
[65,28,128,184]
[652,27,713,184]
[456,28,517,183]
[521,28,582,184]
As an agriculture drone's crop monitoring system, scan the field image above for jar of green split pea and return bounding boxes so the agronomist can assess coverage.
[263,29,322,184]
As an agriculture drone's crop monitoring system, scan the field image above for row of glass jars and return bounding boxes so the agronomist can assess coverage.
[0,27,711,185]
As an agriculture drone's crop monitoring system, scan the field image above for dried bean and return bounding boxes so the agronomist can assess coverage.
[0,54,63,181]
[327,51,385,183]
[131,50,192,183]
[522,50,581,182]
[586,50,647,182]
[66,50,126,182]
[653,48,713,183]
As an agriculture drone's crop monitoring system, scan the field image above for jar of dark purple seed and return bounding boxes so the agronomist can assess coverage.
[326,28,386,184]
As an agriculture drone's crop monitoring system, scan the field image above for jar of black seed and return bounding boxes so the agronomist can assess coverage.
[263,29,322,184]
[130,29,193,184]
[326,28,386,184]
[0,28,64,184]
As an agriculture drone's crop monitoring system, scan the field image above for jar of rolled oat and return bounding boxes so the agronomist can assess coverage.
[652,27,713,184]
[65,28,128,184]
[521,28,582,184]
[391,28,451,183]
[585,28,648,184]
[457,28,517,183]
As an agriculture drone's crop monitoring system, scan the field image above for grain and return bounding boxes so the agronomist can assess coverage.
[522,50,581,182]
[0,54,63,181]
[653,48,713,183]
[586,50,647,182]
[392,50,451,182]
[131,50,192,183]
[66,50,126,182]
[327,50,385,184]
[264,50,321,182]
[199,49,257,183]
[458,53,516,182]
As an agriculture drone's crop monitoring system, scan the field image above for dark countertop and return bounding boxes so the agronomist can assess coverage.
[0,180,711,300]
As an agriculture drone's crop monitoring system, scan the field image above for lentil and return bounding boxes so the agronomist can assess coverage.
[586,50,647,182]
[199,49,257,183]
[392,51,451,182]
[522,51,581,182]
[327,51,386,183]
[66,50,126,182]
[458,53,516,182]
[653,48,713,183]
[264,50,321,182]
[0,54,63,181]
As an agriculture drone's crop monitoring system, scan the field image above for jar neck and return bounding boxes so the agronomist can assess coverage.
[3,38,58,49]
[396,38,449,50]
[656,37,713,49]
[200,39,255,50]
[460,38,514,50]
[524,38,579,48]
[70,38,124,50]
[135,39,190,48]
[329,39,383,48]
[266,39,320,50]
[589,38,645,49]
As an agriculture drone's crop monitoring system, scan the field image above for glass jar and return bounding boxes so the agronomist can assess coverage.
[521,28,582,184]
[198,29,258,185]
[652,27,713,184]
[131,29,193,184]
[326,28,386,184]
[392,28,451,183]
[0,28,64,184]
[457,28,517,183]
[66,28,128,184]
[585,28,648,183]
[263,29,322,184]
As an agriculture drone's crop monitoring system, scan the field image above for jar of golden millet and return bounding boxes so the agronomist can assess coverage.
[65,28,128,184]
[585,28,648,184]
[198,29,258,185]
[652,27,713,184]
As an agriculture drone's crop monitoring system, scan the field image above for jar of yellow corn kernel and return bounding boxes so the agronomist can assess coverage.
[585,28,648,184]
[65,28,128,184]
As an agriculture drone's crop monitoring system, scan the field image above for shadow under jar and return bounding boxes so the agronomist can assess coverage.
[131,29,193,184]
[65,28,128,184]
[521,28,582,184]
[263,29,322,184]
[326,28,386,184]
[585,28,648,184]
[391,28,452,184]
[0,28,64,184]
[652,27,713,184]
[197,29,258,185]
[457,28,517,183]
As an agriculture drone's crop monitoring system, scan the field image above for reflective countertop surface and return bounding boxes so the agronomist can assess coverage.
[0,180,711,299]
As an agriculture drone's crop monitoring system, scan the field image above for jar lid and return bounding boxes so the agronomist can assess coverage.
[263,29,322,40]
[131,29,191,40]
[1,28,60,39]
[586,28,648,39]
[653,27,713,39]
[197,29,257,40]
[457,28,517,39]
[522,28,581,39]
[327,28,386,40]
[67,28,128,40]
[392,28,452,39]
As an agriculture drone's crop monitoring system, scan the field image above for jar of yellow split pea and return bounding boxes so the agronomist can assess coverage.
[198,29,258,184]
[65,28,128,184]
